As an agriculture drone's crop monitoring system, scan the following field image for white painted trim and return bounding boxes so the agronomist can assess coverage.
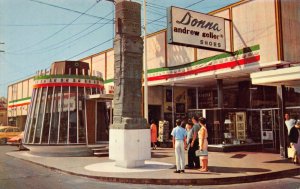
[251,66,300,85]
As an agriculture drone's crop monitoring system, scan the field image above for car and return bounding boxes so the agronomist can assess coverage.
[0,126,22,144]
[7,131,27,150]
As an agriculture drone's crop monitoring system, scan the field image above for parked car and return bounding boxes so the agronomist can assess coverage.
[0,126,22,144]
[7,131,27,150]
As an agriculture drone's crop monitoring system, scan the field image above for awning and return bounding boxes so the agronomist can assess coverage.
[251,65,300,87]
[86,94,113,101]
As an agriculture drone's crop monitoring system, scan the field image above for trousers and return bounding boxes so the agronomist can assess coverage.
[188,139,200,168]
[175,140,185,171]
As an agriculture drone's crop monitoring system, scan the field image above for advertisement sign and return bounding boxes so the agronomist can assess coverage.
[167,6,226,51]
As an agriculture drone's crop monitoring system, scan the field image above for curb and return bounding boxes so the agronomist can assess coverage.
[10,154,300,186]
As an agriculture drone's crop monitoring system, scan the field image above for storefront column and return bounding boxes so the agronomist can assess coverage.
[217,79,223,108]
[217,79,224,137]
[196,87,199,109]
[277,85,287,158]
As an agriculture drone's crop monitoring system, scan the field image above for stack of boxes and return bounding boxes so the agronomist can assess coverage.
[158,120,169,142]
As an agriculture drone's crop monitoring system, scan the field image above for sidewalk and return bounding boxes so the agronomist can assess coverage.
[7,148,300,186]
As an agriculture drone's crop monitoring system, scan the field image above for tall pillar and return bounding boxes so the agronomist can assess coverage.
[277,85,287,158]
[109,0,151,168]
[217,79,224,133]
[217,79,223,108]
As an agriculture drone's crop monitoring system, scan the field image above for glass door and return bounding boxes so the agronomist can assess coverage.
[261,109,279,152]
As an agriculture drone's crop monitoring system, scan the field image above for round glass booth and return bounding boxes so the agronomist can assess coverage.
[23,61,104,156]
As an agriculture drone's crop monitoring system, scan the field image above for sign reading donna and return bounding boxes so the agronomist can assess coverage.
[167,6,226,51]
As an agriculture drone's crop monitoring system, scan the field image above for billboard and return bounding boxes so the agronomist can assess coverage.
[167,6,226,51]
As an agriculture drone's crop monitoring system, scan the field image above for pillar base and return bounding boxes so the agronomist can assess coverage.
[109,128,151,168]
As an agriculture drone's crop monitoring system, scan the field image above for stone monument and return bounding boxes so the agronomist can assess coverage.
[109,0,151,168]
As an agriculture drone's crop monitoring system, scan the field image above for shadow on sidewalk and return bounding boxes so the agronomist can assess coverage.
[151,153,172,158]
[263,159,292,164]
[206,166,271,173]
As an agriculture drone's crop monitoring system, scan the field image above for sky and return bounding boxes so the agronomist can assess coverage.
[0,0,240,97]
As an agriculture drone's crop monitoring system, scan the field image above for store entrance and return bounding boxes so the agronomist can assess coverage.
[96,101,109,143]
[260,109,280,152]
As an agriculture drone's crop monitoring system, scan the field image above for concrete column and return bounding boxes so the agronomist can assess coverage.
[109,0,151,168]
[217,79,223,108]
[277,85,287,158]
[216,79,224,137]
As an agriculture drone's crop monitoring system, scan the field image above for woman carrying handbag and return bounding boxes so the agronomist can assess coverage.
[198,117,209,172]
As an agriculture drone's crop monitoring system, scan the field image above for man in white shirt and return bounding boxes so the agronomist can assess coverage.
[285,113,296,135]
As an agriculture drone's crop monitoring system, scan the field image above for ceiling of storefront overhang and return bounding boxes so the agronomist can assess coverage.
[251,66,300,88]
[253,80,300,88]
[150,69,253,88]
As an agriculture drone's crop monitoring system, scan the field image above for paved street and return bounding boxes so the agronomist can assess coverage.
[1,146,300,189]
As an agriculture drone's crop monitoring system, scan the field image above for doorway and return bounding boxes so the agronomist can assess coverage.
[148,105,161,125]
[96,101,109,143]
[260,109,280,152]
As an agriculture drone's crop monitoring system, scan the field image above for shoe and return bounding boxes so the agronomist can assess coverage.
[173,170,181,173]
[180,170,185,173]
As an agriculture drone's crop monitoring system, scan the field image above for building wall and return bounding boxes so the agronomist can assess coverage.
[147,32,167,69]
[148,86,164,105]
[7,77,33,128]
[232,0,278,65]
[0,110,7,125]
[281,0,300,62]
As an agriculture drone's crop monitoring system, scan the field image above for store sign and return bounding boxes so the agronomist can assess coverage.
[167,6,226,51]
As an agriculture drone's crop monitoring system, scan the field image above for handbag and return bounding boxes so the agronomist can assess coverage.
[195,150,208,157]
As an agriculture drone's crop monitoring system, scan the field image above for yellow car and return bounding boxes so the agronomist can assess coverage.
[0,126,22,144]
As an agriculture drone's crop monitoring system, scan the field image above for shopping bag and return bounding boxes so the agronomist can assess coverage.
[195,150,208,157]
[288,147,296,158]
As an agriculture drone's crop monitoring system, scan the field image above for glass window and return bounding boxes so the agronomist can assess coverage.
[58,87,69,144]
[34,88,47,143]
[78,88,86,143]
[24,89,36,143]
[28,88,42,143]
[286,87,300,107]
[49,87,61,144]
[224,88,238,108]
[187,88,196,109]
[69,87,78,143]
[41,87,53,143]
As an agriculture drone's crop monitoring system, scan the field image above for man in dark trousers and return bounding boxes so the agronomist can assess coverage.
[186,116,201,169]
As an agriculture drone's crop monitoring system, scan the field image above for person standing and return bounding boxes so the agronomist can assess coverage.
[189,116,201,169]
[285,113,296,135]
[171,119,187,173]
[289,120,300,164]
[150,120,157,150]
[185,120,194,168]
[198,117,209,172]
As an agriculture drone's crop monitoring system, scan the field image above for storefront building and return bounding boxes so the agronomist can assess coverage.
[7,0,300,153]
[0,97,8,126]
